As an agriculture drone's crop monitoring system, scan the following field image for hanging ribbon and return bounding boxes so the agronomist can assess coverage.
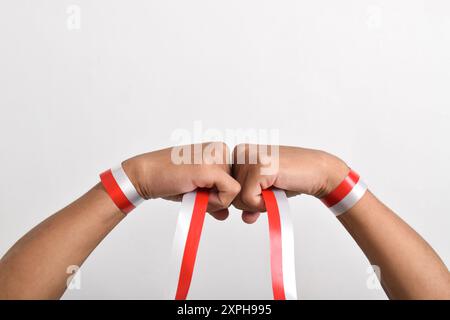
[262,188,298,300]
[167,189,209,300]
[168,188,297,300]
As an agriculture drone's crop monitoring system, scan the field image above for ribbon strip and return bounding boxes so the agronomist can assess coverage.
[262,188,298,300]
[167,190,209,300]
[168,188,297,300]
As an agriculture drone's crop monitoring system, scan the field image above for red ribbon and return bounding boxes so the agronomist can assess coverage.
[262,189,286,300]
[173,188,294,300]
[175,190,209,300]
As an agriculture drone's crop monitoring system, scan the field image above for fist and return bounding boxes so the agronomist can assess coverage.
[231,144,349,223]
[122,142,241,221]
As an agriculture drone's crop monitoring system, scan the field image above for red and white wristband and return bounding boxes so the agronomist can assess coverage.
[99,165,144,214]
[320,169,368,216]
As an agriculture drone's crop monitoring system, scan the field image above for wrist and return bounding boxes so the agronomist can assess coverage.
[122,156,150,200]
[316,153,350,198]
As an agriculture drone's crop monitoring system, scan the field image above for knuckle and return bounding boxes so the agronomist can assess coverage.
[241,192,258,208]
[231,181,242,195]
[220,163,232,174]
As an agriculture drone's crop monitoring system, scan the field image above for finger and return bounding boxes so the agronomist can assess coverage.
[162,195,183,202]
[208,208,230,221]
[207,170,241,211]
[241,210,260,224]
[285,191,301,198]
[232,196,256,212]
[240,170,267,212]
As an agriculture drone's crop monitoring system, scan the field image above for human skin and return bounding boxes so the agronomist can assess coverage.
[232,144,450,299]
[0,143,449,299]
[0,142,240,299]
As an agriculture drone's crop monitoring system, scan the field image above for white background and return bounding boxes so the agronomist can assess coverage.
[0,1,449,299]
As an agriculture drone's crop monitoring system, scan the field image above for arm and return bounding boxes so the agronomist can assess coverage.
[339,191,450,299]
[0,183,123,299]
[232,144,450,299]
[0,142,240,299]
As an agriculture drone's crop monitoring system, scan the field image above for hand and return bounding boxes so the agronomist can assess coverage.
[122,142,241,220]
[231,144,349,223]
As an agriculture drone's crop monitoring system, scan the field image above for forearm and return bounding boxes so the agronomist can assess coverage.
[0,183,124,299]
[338,191,450,299]
[0,143,238,300]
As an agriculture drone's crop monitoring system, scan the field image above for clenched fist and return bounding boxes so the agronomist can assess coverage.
[231,144,349,223]
[122,142,241,220]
